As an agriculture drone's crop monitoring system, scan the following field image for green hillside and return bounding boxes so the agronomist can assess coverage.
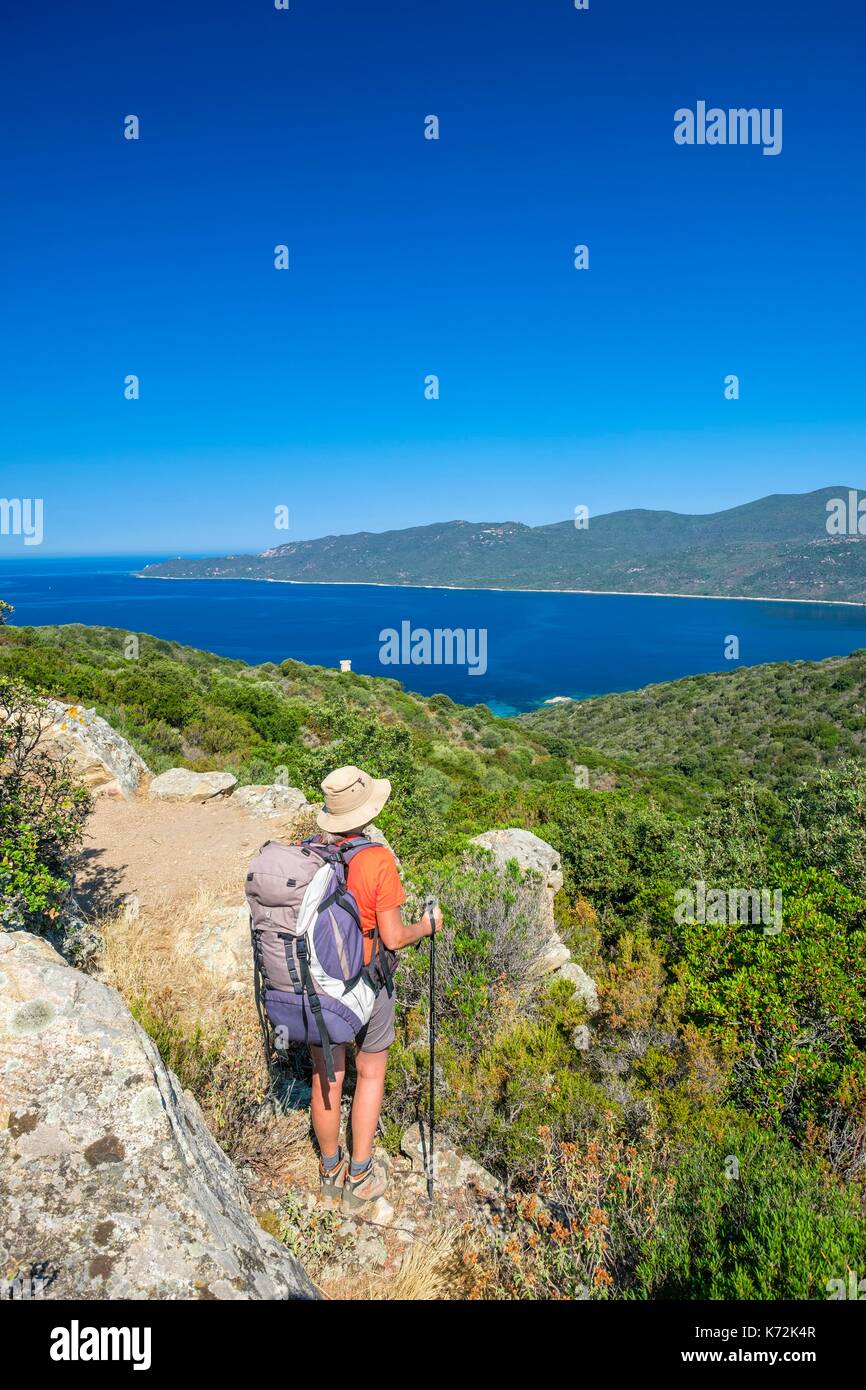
[139,487,866,602]
[3,618,866,1300]
[0,622,677,844]
[522,649,866,791]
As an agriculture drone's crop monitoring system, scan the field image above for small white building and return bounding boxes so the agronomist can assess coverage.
[339,659,352,673]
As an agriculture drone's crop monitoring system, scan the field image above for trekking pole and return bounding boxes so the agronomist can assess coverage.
[424,896,438,1203]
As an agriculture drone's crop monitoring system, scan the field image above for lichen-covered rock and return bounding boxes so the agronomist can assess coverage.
[532,931,572,977]
[148,768,237,802]
[0,931,317,1300]
[232,784,310,818]
[44,702,150,800]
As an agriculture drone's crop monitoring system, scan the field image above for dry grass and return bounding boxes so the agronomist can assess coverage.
[322,1224,475,1302]
[101,876,241,1014]
[384,1226,472,1300]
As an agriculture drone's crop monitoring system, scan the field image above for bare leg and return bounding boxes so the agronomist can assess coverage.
[309,1044,346,1156]
[350,1047,388,1165]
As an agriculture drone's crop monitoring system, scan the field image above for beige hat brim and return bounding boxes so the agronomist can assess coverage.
[315,776,392,833]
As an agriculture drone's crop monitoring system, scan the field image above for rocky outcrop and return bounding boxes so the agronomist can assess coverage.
[44,702,150,800]
[469,827,598,1015]
[400,1123,500,1198]
[557,961,599,1014]
[533,933,572,976]
[470,828,563,938]
[0,931,317,1300]
[231,784,310,818]
[148,768,237,802]
[470,828,563,901]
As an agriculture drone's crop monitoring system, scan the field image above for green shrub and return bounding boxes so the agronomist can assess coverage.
[634,1119,866,1300]
[788,760,866,893]
[0,677,90,931]
[676,866,866,1134]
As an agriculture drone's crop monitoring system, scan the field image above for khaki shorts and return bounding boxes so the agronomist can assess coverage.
[354,986,396,1053]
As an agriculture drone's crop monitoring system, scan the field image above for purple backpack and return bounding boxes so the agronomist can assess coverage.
[245,836,394,1081]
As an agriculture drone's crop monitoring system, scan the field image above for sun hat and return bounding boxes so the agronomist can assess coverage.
[316,765,392,834]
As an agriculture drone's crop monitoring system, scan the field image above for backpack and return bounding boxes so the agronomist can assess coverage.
[245,835,395,1082]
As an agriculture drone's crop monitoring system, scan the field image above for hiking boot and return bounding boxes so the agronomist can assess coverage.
[318,1154,349,1210]
[341,1160,387,1214]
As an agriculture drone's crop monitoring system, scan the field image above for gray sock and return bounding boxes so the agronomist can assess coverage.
[350,1156,372,1178]
[321,1147,342,1173]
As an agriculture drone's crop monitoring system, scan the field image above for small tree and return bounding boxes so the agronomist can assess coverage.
[0,676,91,931]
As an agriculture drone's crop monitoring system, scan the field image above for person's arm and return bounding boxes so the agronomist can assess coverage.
[376,902,443,952]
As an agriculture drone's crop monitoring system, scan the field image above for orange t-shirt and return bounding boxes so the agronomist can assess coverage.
[340,841,405,965]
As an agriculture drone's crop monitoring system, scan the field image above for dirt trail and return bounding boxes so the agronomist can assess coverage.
[76,796,294,917]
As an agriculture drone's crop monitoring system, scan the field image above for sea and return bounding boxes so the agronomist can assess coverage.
[2,555,866,716]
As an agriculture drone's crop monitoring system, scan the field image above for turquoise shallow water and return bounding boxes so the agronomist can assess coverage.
[2,555,866,715]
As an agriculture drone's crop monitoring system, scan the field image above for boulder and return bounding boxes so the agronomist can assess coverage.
[231,784,309,818]
[0,931,317,1300]
[469,828,563,895]
[44,702,150,800]
[148,768,237,802]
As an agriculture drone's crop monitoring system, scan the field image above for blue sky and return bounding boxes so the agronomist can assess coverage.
[2,0,864,555]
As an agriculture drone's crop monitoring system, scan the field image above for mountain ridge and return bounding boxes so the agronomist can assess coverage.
[138,487,866,603]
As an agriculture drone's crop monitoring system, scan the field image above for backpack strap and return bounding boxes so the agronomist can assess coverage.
[279,933,304,994]
[369,925,395,997]
[250,917,276,1079]
[337,837,378,935]
[337,835,374,865]
[338,837,397,994]
[296,936,337,1082]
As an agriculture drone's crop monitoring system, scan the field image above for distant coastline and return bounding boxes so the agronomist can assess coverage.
[134,571,866,609]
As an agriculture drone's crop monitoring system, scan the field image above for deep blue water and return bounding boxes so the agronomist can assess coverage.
[2,555,866,715]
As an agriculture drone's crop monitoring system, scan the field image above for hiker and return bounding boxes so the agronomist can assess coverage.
[245,765,443,1216]
[310,765,442,1212]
